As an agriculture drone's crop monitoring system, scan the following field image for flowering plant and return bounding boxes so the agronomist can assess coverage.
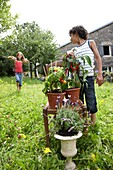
[42,66,67,95]
[53,97,90,136]
[63,52,92,88]
[43,52,92,95]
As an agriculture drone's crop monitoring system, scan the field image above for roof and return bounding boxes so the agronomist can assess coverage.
[60,21,113,48]
[59,41,71,48]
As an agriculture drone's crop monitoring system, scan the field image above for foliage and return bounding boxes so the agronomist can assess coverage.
[42,66,67,94]
[0,77,113,169]
[12,22,60,64]
[0,0,18,33]
[0,22,61,76]
[63,52,92,88]
[53,98,86,136]
[0,56,14,76]
[102,71,113,83]
[42,53,92,94]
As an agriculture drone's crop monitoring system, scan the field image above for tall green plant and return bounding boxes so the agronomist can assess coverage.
[0,0,18,33]
[63,53,92,88]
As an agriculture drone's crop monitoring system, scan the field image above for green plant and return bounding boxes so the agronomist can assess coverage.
[63,53,92,88]
[52,98,88,136]
[42,66,67,94]
[42,53,92,95]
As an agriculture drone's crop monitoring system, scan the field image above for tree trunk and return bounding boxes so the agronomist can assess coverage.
[34,62,37,78]
[30,61,33,79]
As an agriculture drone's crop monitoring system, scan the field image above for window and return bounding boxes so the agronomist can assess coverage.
[103,46,110,55]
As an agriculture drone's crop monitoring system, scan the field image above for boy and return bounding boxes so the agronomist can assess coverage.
[46,25,104,125]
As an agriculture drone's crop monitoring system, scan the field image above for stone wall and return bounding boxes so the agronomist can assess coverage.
[89,22,113,46]
[59,42,75,54]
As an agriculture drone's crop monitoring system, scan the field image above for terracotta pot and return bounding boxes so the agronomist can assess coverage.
[65,88,80,103]
[47,92,66,109]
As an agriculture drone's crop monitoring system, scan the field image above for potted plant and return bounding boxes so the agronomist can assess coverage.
[42,66,67,109]
[53,98,89,170]
[53,98,88,136]
[63,52,92,102]
[42,53,92,108]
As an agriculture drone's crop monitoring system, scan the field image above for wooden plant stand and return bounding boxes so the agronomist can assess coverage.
[43,102,90,146]
[43,103,57,146]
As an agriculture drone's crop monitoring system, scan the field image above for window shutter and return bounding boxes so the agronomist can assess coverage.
[111,45,113,56]
[98,45,104,57]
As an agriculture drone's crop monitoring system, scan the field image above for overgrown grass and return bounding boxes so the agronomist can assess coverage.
[0,77,113,170]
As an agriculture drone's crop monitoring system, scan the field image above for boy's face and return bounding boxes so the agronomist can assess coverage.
[70,33,78,44]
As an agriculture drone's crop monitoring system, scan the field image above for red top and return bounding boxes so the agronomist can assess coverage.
[15,60,23,73]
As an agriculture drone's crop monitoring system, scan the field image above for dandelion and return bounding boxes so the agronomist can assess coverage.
[18,134,26,139]
[91,153,96,162]
[43,147,52,154]
[99,100,104,104]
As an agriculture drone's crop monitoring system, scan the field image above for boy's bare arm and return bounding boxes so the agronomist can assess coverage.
[90,40,104,86]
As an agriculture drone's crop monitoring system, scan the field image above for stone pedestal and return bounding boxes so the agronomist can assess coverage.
[54,131,82,170]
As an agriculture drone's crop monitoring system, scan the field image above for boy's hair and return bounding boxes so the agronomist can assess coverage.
[69,26,88,40]
[16,52,24,60]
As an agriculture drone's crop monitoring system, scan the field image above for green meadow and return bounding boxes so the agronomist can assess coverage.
[0,77,113,170]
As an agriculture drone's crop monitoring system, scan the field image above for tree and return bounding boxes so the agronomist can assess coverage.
[0,22,61,77]
[13,22,60,64]
[0,0,17,33]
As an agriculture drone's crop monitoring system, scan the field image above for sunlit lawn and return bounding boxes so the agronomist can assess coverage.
[0,76,113,170]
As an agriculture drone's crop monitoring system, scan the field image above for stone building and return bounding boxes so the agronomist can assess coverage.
[59,21,113,72]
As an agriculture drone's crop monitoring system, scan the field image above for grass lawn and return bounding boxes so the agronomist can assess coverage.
[0,77,113,170]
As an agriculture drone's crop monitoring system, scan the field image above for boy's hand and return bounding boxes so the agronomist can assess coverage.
[96,75,104,86]
[66,51,75,59]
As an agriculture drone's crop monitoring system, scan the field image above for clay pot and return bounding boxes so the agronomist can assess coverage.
[65,88,80,103]
[47,92,66,109]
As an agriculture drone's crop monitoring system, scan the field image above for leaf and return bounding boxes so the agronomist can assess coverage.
[81,56,86,65]
[85,55,92,67]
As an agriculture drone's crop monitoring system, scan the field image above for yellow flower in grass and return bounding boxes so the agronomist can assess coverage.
[99,99,104,105]
[43,147,52,154]
[18,134,26,139]
[91,153,96,162]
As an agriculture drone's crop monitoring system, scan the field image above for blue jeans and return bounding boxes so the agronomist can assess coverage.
[80,76,97,114]
[15,73,23,86]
